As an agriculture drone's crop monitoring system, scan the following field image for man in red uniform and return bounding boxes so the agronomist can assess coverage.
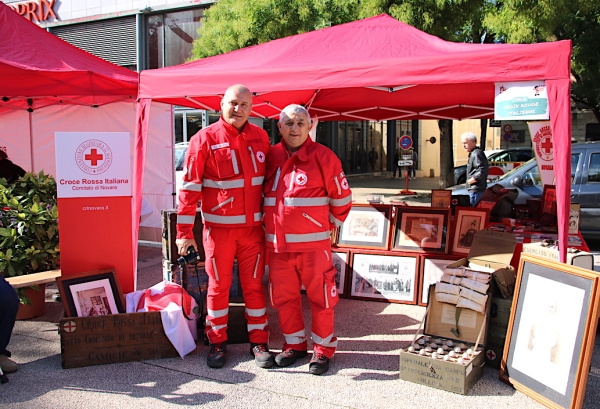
[176,84,274,369]
[263,104,352,375]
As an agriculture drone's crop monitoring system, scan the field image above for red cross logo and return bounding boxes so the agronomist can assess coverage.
[256,151,265,163]
[63,320,77,333]
[541,137,553,155]
[486,349,496,361]
[85,148,104,166]
[296,173,308,186]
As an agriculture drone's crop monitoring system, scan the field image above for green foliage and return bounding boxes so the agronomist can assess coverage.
[0,171,60,279]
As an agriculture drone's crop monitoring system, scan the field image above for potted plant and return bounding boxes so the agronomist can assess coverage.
[0,171,60,317]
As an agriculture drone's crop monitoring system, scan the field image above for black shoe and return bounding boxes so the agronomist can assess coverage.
[250,343,275,369]
[207,343,227,368]
[275,348,308,367]
[308,353,330,375]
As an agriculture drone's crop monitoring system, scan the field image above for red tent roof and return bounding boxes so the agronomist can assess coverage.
[139,14,570,122]
[0,3,138,111]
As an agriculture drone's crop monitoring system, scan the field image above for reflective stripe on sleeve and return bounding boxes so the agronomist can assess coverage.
[266,233,276,243]
[272,168,281,191]
[177,214,196,224]
[330,195,352,206]
[285,231,331,243]
[284,197,329,206]
[329,214,344,227]
[263,197,276,206]
[254,212,262,222]
[251,176,264,186]
[181,181,202,191]
[203,179,244,189]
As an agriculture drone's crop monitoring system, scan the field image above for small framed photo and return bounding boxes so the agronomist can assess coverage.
[417,255,462,306]
[431,189,452,208]
[392,206,450,253]
[500,255,600,409]
[349,251,418,304]
[451,207,490,255]
[332,250,349,297]
[56,269,125,317]
[336,204,392,250]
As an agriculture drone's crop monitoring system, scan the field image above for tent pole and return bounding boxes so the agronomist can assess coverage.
[28,110,34,172]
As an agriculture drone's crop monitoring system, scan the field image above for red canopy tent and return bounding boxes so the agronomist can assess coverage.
[137,14,572,261]
[0,3,138,110]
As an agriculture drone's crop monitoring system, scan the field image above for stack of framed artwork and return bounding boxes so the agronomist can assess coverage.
[331,202,491,305]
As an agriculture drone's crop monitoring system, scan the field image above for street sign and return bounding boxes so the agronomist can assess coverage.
[399,135,413,150]
[490,120,501,127]
[503,133,512,142]
[398,160,413,166]
[503,124,513,133]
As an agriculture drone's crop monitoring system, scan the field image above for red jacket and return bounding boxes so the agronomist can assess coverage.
[177,117,270,239]
[263,138,352,252]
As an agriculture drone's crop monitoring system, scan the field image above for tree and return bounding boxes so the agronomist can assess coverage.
[483,1,600,122]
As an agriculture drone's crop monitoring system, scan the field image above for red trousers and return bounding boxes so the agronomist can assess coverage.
[268,250,339,358]
[203,225,268,344]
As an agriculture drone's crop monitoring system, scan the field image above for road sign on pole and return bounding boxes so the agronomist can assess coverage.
[399,135,413,150]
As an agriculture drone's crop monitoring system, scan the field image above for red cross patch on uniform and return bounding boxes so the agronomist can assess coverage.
[256,151,266,163]
[341,178,349,190]
[296,173,308,185]
[331,286,337,297]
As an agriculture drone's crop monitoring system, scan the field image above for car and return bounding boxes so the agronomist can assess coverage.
[449,141,600,239]
[175,142,189,200]
[453,147,533,185]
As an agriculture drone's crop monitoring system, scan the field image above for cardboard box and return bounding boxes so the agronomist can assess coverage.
[161,208,205,265]
[488,295,512,338]
[522,242,594,270]
[399,285,490,395]
[446,230,517,298]
[60,312,179,369]
[484,333,506,370]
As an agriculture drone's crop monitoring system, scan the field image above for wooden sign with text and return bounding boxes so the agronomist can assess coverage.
[60,312,179,369]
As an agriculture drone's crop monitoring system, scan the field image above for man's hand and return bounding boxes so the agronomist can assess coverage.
[176,238,198,256]
[467,177,476,185]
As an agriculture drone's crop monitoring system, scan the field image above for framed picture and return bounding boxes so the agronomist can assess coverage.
[417,255,462,306]
[431,189,451,208]
[542,184,557,216]
[332,250,349,297]
[349,252,418,304]
[392,206,450,253]
[451,207,490,255]
[56,269,125,317]
[336,204,392,250]
[500,255,600,409]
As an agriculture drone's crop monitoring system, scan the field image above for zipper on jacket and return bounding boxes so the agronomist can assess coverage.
[211,197,234,211]
[212,258,220,281]
[334,175,341,195]
[324,284,329,308]
[302,213,323,227]
[248,146,258,173]
[289,165,297,192]
[253,253,260,279]
[269,282,274,307]
[187,157,195,179]
[272,168,281,191]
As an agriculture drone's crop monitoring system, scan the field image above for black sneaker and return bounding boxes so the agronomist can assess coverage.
[308,353,330,375]
[250,343,275,369]
[275,349,308,367]
[207,343,227,368]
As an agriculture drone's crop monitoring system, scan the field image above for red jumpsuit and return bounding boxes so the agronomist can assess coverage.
[263,138,352,358]
[177,117,270,345]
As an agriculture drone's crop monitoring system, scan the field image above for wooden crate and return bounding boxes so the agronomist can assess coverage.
[60,311,179,369]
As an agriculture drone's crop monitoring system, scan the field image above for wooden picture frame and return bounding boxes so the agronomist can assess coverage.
[451,207,490,255]
[349,251,418,304]
[431,189,452,208]
[500,255,600,409]
[336,204,392,250]
[417,254,462,306]
[56,268,125,318]
[332,250,349,297]
[392,206,450,254]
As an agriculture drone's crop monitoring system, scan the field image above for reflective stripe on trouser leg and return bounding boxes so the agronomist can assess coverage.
[268,251,308,351]
[235,225,269,344]
[203,226,235,344]
[298,250,338,359]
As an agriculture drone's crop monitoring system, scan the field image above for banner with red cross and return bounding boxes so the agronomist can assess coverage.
[527,121,555,186]
[55,132,135,293]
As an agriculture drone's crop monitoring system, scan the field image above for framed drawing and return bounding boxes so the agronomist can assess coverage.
[431,189,452,208]
[349,252,419,304]
[336,204,392,250]
[332,250,349,297]
[56,269,125,317]
[392,206,450,253]
[500,255,600,409]
[417,255,462,306]
[451,207,490,255]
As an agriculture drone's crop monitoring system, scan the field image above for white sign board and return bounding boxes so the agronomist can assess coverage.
[495,81,549,121]
[527,121,555,186]
[55,132,131,198]
[398,160,413,166]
